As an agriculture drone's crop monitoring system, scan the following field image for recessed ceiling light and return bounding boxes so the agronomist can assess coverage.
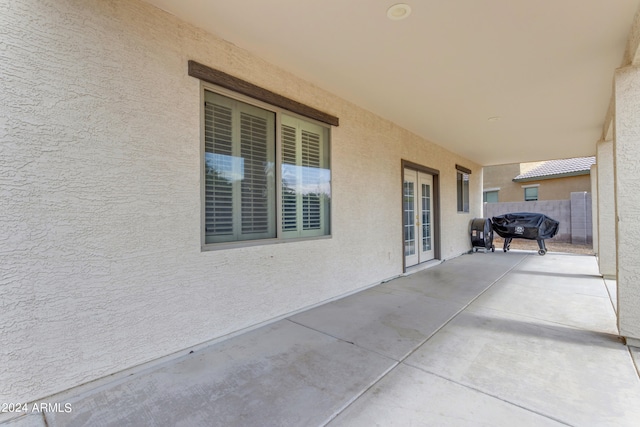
[387,3,412,20]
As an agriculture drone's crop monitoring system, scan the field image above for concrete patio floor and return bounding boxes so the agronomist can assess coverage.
[4,251,640,426]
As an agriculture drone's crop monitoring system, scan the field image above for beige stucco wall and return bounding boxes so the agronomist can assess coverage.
[596,140,617,278]
[590,164,599,255]
[483,163,522,202]
[517,175,592,201]
[0,0,481,402]
[614,66,640,344]
[484,164,591,202]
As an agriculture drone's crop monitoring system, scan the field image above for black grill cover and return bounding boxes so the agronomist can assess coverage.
[491,212,559,240]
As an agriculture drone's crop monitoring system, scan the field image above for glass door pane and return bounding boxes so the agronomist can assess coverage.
[418,172,434,262]
[405,169,433,269]
[421,183,431,251]
[404,180,416,256]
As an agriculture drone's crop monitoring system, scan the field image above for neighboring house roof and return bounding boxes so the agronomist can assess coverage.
[513,156,596,182]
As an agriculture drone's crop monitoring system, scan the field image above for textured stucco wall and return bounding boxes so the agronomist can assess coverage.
[482,163,522,202]
[590,164,599,255]
[530,175,592,201]
[483,164,591,203]
[596,140,617,278]
[614,66,640,342]
[0,0,481,402]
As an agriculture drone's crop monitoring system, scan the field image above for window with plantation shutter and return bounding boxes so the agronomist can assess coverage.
[281,115,330,239]
[302,130,322,230]
[202,88,331,248]
[240,112,271,234]
[204,91,276,244]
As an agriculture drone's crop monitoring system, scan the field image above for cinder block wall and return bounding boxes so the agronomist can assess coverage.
[484,192,592,244]
[570,192,592,244]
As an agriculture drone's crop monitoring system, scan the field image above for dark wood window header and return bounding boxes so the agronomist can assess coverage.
[455,164,472,174]
[402,160,439,176]
[188,60,339,127]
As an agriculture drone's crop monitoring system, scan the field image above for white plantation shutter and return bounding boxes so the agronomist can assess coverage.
[281,115,330,238]
[301,130,321,230]
[240,112,271,234]
[204,101,233,237]
[281,124,298,231]
[204,92,275,244]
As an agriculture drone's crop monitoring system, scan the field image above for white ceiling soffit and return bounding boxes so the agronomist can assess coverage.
[143,0,640,166]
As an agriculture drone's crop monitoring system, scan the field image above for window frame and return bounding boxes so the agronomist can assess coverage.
[200,83,332,251]
[456,165,471,213]
[483,189,499,203]
[523,185,539,201]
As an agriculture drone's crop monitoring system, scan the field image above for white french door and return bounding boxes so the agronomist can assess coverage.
[404,169,434,268]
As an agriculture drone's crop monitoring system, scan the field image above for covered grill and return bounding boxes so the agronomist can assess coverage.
[491,212,559,255]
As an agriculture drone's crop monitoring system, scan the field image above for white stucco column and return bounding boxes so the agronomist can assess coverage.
[590,164,598,255]
[614,66,640,346]
[596,140,616,278]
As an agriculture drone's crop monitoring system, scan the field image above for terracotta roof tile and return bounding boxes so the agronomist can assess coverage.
[514,156,595,181]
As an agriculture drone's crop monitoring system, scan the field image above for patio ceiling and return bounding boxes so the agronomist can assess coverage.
[143,0,640,166]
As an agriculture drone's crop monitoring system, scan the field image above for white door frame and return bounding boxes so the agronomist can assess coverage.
[418,172,435,262]
[402,162,440,272]
[403,169,420,268]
